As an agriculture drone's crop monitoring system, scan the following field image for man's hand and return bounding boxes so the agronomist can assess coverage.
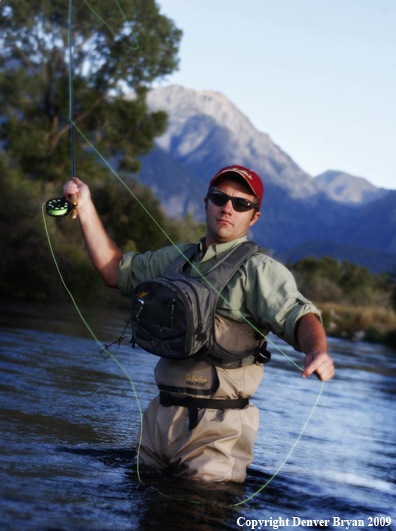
[62,176,123,288]
[302,349,335,382]
[296,313,335,382]
[63,177,91,212]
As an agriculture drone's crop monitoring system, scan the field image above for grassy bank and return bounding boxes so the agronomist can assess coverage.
[317,302,396,348]
[290,255,396,349]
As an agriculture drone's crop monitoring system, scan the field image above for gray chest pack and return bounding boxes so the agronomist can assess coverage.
[130,241,271,369]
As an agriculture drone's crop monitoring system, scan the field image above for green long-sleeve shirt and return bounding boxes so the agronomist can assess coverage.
[118,236,320,351]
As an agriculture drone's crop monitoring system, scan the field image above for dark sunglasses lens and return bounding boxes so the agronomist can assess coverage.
[209,191,255,212]
[209,192,228,207]
[233,198,254,212]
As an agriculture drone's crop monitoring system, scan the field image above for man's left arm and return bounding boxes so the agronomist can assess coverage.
[296,313,335,382]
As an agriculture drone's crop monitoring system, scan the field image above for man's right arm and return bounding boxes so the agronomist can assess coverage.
[63,177,122,288]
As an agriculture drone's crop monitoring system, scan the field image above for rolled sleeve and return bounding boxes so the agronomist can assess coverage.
[244,255,321,351]
[118,251,137,298]
[270,295,321,351]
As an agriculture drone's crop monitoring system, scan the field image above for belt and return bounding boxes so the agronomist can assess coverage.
[159,391,249,431]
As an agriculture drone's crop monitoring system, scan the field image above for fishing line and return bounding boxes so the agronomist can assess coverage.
[68,0,76,179]
[42,201,145,485]
[44,204,325,506]
[82,0,139,51]
[44,209,326,505]
[44,0,326,506]
[231,380,324,507]
[69,122,304,372]
[68,0,301,370]
[67,0,138,171]
[60,0,303,368]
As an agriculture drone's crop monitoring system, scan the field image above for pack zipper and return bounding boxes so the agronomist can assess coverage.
[165,277,205,341]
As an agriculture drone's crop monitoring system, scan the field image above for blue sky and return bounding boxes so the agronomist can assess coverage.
[155,0,395,190]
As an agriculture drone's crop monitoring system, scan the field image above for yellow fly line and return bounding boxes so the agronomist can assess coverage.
[42,0,326,507]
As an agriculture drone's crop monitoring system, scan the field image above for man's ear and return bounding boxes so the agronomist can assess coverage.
[204,196,208,211]
[249,211,261,226]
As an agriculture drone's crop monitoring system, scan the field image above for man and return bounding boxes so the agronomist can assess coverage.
[63,165,334,482]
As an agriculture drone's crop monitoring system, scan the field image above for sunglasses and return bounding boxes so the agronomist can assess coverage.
[207,190,258,212]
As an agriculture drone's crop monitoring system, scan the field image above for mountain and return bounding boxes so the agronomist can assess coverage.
[147,85,319,199]
[134,144,207,220]
[315,170,387,205]
[276,240,396,275]
[139,86,350,250]
[136,149,354,253]
[332,190,396,254]
[132,85,395,272]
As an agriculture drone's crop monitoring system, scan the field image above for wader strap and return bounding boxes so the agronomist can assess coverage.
[159,391,249,431]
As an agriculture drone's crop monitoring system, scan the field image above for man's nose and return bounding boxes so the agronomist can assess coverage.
[221,199,234,213]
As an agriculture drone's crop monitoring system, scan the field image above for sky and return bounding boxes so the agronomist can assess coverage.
[154,0,395,190]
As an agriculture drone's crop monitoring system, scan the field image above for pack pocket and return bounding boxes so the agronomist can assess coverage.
[131,280,194,358]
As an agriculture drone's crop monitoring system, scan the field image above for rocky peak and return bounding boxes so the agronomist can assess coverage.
[147,85,318,199]
[315,170,387,205]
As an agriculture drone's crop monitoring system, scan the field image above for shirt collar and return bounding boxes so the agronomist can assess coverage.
[195,236,249,263]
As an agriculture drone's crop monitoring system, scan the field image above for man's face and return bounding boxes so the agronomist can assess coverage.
[204,178,261,248]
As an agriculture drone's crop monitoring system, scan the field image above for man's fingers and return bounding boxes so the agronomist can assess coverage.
[302,351,335,382]
[63,177,82,198]
[63,180,77,196]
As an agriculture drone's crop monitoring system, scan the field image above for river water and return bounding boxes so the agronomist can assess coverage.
[0,299,395,531]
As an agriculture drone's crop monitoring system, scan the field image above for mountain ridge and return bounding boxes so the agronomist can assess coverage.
[132,85,396,271]
[147,85,319,199]
[314,170,387,205]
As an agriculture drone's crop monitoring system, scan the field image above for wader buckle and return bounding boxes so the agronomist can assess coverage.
[160,391,173,407]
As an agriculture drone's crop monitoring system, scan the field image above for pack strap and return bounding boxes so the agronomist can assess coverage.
[159,391,249,430]
[254,341,272,364]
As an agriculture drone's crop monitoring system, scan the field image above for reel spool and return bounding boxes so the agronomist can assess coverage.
[46,196,78,219]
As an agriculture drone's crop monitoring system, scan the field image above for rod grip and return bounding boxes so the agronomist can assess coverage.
[69,194,78,220]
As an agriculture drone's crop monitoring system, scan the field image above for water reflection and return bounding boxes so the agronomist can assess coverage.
[0,300,395,530]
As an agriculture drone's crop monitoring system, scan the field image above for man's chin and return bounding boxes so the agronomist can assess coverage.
[213,229,235,243]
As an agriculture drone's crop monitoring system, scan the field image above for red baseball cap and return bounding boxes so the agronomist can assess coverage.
[209,165,264,210]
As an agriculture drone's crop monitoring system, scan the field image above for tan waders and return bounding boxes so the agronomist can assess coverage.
[137,314,267,482]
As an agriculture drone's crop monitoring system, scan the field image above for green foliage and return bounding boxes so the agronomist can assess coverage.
[340,262,373,295]
[92,178,171,252]
[391,292,396,314]
[384,328,396,348]
[365,327,384,345]
[321,308,333,330]
[0,0,187,303]
[388,266,396,314]
[0,159,108,301]
[293,255,341,283]
[297,256,396,347]
[92,179,206,254]
[0,0,181,181]
[0,163,207,302]
[365,327,396,349]
[0,160,60,299]
[166,211,207,247]
[292,255,381,306]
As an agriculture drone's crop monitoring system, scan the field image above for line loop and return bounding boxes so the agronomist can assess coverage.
[42,0,326,507]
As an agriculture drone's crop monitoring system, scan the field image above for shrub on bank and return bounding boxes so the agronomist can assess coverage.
[366,327,396,349]
[317,302,396,347]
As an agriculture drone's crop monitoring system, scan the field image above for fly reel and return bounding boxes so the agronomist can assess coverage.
[46,196,78,219]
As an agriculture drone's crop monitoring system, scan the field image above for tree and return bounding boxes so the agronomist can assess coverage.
[0,0,185,302]
[92,179,207,253]
[339,261,373,296]
[292,256,343,302]
[388,266,396,314]
[291,255,379,305]
[0,0,182,182]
